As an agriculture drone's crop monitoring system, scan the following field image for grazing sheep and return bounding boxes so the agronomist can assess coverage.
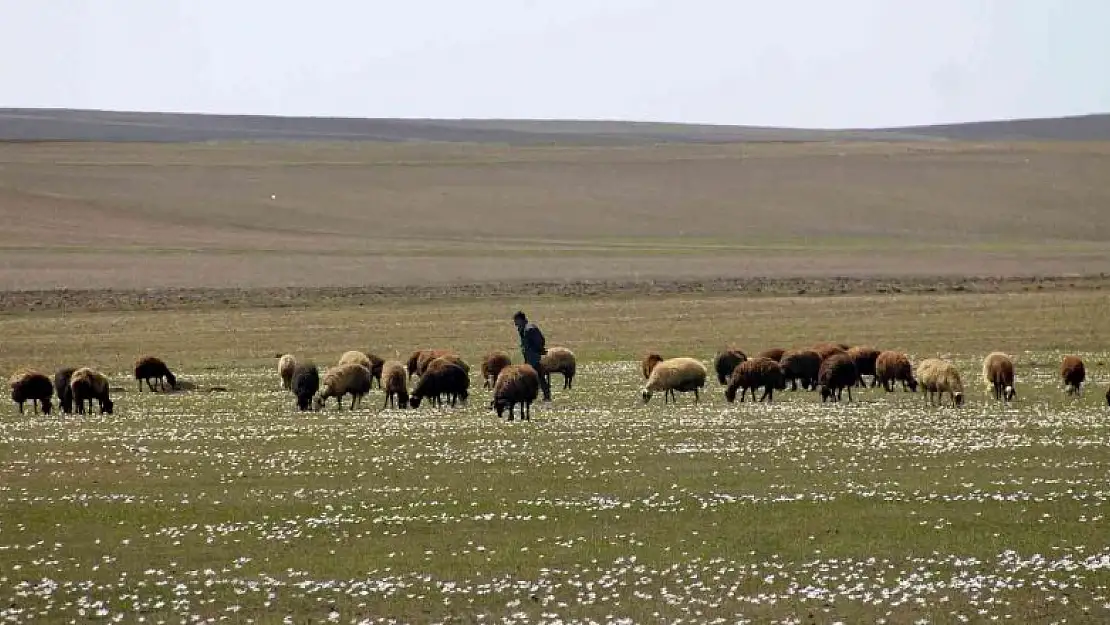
[491,364,541,421]
[780,350,821,391]
[725,357,785,403]
[410,358,470,409]
[337,350,371,370]
[540,346,577,390]
[277,354,296,390]
[819,353,858,403]
[875,351,918,392]
[364,352,386,388]
[1061,355,1085,395]
[134,356,177,392]
[757,348,786,362]
[641,357,707,404]
[481,350,512,389]
[291,363,320,411]
[10,369,53,415]
[54,367,76,414]
[712,349,748,386]
[407,349,455,379]
[642,353,664,380]
[982,352,1016,402]
[381,361,409,409]
[847,346,882,388]
[314,363,373,411]
[70,367,113,415]
[813,343,848,361]
[918,358,964,407]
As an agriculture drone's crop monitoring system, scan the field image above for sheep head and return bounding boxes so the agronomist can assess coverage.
[1003,385,1015,401]
[724,385,738,403]
[953,392,964,407]
[640,388,652,403]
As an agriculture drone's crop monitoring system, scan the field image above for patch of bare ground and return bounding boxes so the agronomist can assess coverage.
[3,274,1108,313]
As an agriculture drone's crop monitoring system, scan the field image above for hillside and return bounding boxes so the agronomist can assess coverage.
[1,108,1108,144]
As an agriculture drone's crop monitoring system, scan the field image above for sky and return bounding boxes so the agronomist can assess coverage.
[2,0,1108,128]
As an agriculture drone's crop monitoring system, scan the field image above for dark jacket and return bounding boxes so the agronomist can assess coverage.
[518,322,546,360]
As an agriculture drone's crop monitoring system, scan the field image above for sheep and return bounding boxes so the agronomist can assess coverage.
[819,353,858,403]
[291,363,320,411]
[982,352,1016,402]
[875,351,918,392]
[724,357,785,403]
[70,367,113,415]
[1061,355,1085,395]
[407,349,455,379]
[410,357,470,409]
[381,361,409,409]
[337,351,382,389]
[134,356,177,392]
[540,346,577,390]
[54,367,76,414]
[481,351,512,389]
[757,348,786,362]
[813,342,848,361]
[314,363,373,411]
[491,364,541,421]
[337,350,371,370]
[641,353,664,380]
[10,369,53,415]
[277,354,296,390]
[364,352,386,388]
[847,346,882,388]
[780,349,821,391]
[917,358,964,407]
[641,357,707,404]
[712,349,748,386]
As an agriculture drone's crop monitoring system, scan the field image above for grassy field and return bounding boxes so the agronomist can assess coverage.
[1,141,1110,290]
[3,290,1110,623]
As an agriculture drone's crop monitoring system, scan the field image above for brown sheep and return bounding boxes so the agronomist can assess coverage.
[1061,355,1085,395]
[757,348,786,362]
[365,352,386,388]
[875,351,918,392]
[314,363,373,410]
[134,356,177,392]
[70,367,114,415]
[381,361,409,409]
[712,349,748,386]
[724,357,785,403]
[54,367,76,414]
[780,349,821,391]
[641,353,664,380]
[813,342,848,361]
[847,346,881,388]
[491,364,541,421]
[540,346,577,390]
[407,349,454,379]
[481,351,512,389]
[10,369,53,415]
[982,352,1016,402]
[410,357,470,409]
[819,353,858,403]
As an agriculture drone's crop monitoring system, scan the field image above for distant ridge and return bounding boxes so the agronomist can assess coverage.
[1,108,1107,144]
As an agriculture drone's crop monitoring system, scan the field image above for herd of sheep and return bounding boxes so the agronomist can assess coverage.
[640,344,1107,408]
[7,343,1108,419]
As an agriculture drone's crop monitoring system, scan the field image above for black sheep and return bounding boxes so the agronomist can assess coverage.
[134,356,177,392]
[291,363,320,411]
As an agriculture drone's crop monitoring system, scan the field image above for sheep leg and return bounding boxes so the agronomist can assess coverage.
[694,388,700,404]
[847,387,853,403]
[137,379,143,393]
[761,387,772,403]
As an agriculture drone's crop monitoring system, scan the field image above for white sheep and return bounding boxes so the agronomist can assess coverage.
[313,363,373,410]
[641,357,707,404]
[917,358,964,407]
[277,354,296,390]
[338,350,371,370]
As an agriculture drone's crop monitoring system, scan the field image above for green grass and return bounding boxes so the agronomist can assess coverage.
[3,291,1110,623]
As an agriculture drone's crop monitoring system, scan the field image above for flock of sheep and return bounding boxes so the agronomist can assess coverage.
[7,343,1107,419]
[640,344,1106,407]
[275,346,577,420]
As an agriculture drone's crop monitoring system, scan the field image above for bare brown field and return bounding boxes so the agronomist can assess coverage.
[1,141,1109,293]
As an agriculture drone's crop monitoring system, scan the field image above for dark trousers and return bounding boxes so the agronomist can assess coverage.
[524,353,552,400]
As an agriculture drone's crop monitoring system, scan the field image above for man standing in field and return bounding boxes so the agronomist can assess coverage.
[513,310,552,402]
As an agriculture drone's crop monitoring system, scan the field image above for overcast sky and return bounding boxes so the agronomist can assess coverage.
[2,0,1107,128]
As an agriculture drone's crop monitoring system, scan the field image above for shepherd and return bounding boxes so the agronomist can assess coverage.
[513,310,552,402]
